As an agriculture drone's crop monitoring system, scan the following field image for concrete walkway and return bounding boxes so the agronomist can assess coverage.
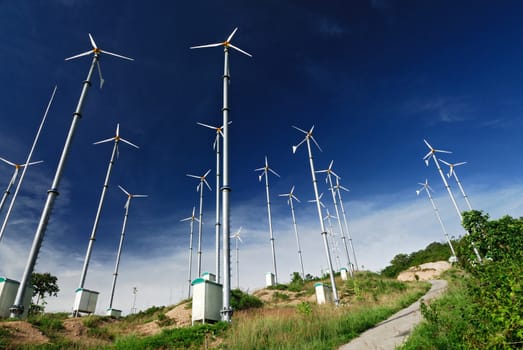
[338,279,448,350]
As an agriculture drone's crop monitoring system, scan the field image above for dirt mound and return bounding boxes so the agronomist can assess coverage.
[0,321,48,346]
[397,261,452,281]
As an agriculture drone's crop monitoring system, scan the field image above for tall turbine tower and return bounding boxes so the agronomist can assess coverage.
[423,139,482,262]
[416,179,457,258]
[333,177,359,270]
[190,27,252,322]
[76,123,139,314]
[278,186,305,279]
[323,209,341,271]
[0,87,55,244]
[255,156,280,284]
[317,160,353,272]
[10,34,133,318]
[186,170,212,278]
[181,207,199,298]
[292,125,339,305]
[439,160,473,210]
[108,185,147,313]
[197,121,230,283]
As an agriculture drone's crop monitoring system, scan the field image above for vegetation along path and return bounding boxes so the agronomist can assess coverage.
[339,279,447,350]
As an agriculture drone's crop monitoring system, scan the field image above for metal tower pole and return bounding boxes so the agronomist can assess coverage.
[10,55,98,318]
[262,168,278,284]
[335,177,359,271]
[0,169,18,217]
[78,141,118,291]
[327,174,352,272]
[288,197,305,279]
[186,213,195,298]
[452,171,473,210]
[215,135,221,283]
[221,46,233,322]
[423,187,457,257]
[196,180,205,278]
[108,203,130,310]
[305,139,339,305]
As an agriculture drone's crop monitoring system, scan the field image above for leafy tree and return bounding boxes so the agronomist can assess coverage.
[30,272,59,314]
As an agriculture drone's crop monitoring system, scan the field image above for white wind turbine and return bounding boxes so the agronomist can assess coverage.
[416,179,457,258]
[0,86,55,243]
[181,207,200,298]
[423,139,482,262]
[333,177,359,271]
[439,160,473,210]
[76,123,139,311]
[10,34,133,318]
[317,160,353,272]
[292,125,339,305]
[231,227,243,290]
[197,121,231,284]
[186,169,212,278]
[255,156,280,284]
[108,185,147,312]
[190,27,251,322]
[278,186,305,279]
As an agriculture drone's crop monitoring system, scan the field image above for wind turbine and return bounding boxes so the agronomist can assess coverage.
[439,159,473,210]
[197,121,231,284]
[0,86,55,243]
[181,207,200,298]
[292,125,339,305]
[333,177,359,271]
[416,179,457,258]
[423,139,482,262]
[191,27,251,322]
[255,156,280,284]
[76,123,139,311]
[10,34,133,318]
[316,160,353,272]
[186,169,212,278]
[108,185,147,312]
[231,227,243,289]
[278,186,305,279]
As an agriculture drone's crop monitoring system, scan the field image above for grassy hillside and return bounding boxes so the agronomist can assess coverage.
[0,272,430,349]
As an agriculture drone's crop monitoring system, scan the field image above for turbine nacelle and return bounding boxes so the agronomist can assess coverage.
[118,185,148,209]
[292,125,322,153]
[190,27,253,58]
[187,170,212,192]
[423,139,451,166]
[439,159,467,178]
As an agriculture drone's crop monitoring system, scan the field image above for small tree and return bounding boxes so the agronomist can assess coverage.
[30,272,59,314]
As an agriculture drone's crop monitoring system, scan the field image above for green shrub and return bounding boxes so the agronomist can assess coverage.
[296,301,312,316]
[230,289,263,310]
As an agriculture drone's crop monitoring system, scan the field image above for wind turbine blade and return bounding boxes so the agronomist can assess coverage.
[132,194,148,198]
[254,167,265,172]
[190,43,223,49]
[120,138,140,149]
[427,184,435,192]
[290,185,295,194]
[423,139,433,150]
[0,157,16,167]
[416,190,421,196]
[203,169,212,178]
[278,193,287,197]
[227,27,238,42]
[258,173,264,182]
[292,194,301,203]
[339,185,349,192]
[100,49,134,61]
[316,169,328,174]
[424,159,430,166]
[180,217,192,222]
[116,123,120,137]
[228,44,253,58]
[310,136,323,152]
[328,160,334,170]
[268,168,281,177]
[65,50,93,61]
[88,33,97,49]
[96,60,104,89]
[292,125,308,134]
[124,197,130,209]
[203,179,212,191]
[186,174,200,179]
[292,138,307,154]
[435,149,452,154]
[212,135,218,150]
[439,159,451,166]
[454,161,467,167]
[423,151,432,160]
[23,160,44,167]
[330,170,340,179]
[93,137,116,145]
[417,182,426,187]
[197,122,217,130]
[118,185,131,196]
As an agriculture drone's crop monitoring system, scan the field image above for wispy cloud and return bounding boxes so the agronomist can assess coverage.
[404,96,473,125]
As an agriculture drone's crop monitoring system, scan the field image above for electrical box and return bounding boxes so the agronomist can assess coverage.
[201,272,216,282]
[191,277,222,324]
[106,308,122,317]
[314,282,334,305]
[340,268,348,281]
[265,272,275,287]
[73,288,99,315]
[0,277,33,318]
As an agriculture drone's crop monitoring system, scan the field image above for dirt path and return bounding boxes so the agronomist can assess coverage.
[338,279,448,350]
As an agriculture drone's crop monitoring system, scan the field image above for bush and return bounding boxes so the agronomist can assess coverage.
[230,289,263,310]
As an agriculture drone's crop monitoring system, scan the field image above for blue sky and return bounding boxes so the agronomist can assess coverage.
[0,1,523,313]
